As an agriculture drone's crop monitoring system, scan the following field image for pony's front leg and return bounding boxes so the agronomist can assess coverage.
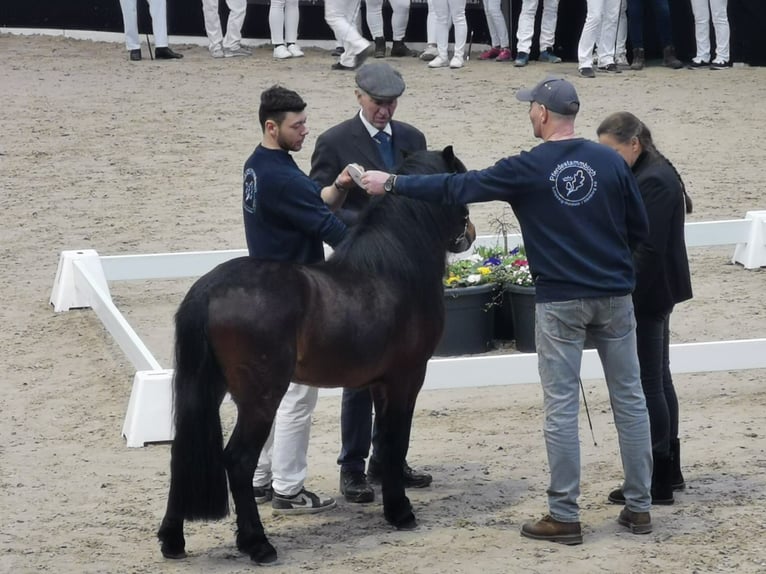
[157,472,187,559]
[371,382,419,530]
[224,415,278,564]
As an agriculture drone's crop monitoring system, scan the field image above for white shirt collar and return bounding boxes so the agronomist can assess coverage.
[358,109,392,138]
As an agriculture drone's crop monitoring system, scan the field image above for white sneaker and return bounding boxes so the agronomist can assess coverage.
[210,46,224,59]
[419,44,438,61]
[224,46,251,58]
[449,55,464,68]
[428,56,449,68]
[287,44,304,58]
[273,45,292,59]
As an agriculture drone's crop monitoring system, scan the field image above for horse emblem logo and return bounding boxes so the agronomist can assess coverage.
[550,161,597,206]
[243,168,257,214]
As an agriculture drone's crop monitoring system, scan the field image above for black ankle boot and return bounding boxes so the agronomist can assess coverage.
[630,48,645,70]
[671,438,686,490]
[663,45,682,69]
[651,452,675,505]
[374,37,386,58]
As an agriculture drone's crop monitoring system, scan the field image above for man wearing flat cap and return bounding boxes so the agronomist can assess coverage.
[310,62,432,505]
[362,75,654,545]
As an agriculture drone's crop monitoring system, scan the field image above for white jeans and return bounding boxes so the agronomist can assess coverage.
[481,0,509,49]
[252,383,318,497]
[119,0,168,50]
[201,0,247,51]
[269,0,300,45]
[325,0,371,66]
[425,0,436,44]
[690,0,730,62]
[432,0,467,59]
[516,0,560,54]
[365,0,411,40]
[577,0,622,67]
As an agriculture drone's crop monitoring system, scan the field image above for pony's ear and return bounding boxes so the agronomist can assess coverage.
[442,145,455,163]
[442,145,467,174]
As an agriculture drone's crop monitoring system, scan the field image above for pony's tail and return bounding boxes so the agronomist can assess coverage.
[169,284,229,521]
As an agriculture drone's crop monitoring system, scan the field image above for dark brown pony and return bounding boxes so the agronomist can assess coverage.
[157,147,475,564]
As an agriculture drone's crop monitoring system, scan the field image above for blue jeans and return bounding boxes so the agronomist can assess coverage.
[627,0,674,49]
[536,295,652,522]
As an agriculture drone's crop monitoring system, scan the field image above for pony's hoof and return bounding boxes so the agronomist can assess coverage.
[160,542,187,560]
[249,541,278,565]
[395,516,418,531]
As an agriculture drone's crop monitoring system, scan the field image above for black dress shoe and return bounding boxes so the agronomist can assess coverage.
[339,470,375,503]
[368,461,433,488]
[331,62,355,71]
[129,49,141,61]
[155,46,184,59]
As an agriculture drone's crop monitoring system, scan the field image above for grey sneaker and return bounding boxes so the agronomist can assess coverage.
[253,483,273,504]
[272,488,337,515]
[618,507,653,534]
[225,46,251,58]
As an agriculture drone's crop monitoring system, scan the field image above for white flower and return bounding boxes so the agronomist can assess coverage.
[466,274,482,284]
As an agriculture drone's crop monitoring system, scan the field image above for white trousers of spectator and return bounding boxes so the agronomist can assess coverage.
[577,0,622,67]
[482,0,509,49]
[119,0,168,50]
[425,0,436,44]
[201,0,247,52]
[325,0,371,67]
[366,0,411,41]
[252,383,318,497]
[432,0,467,60]
[516,0,559,54]
[690,0,730,62]
[269,0,300,45]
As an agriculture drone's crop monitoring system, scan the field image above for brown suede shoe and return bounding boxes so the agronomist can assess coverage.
[618,508,653,534]
[521,515,583,545]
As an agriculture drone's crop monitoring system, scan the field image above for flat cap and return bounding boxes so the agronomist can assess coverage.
[355,63,406,99]
[516,75,580,116]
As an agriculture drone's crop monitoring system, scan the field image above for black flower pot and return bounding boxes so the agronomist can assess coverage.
[507,284,536,353]
[434,283,497,356]
[494,287,515,341]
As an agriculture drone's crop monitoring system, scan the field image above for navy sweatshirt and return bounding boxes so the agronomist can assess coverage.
[243,145,347,264]
[394,138,649,303]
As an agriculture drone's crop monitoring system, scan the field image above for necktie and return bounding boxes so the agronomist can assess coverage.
[373,131,395,171]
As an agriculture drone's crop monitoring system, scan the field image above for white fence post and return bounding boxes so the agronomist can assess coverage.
[732,210,766,269]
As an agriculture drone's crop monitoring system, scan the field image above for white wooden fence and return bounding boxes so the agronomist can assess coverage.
[50,211,766,447]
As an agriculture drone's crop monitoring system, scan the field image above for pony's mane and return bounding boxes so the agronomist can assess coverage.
[327,149,467,293]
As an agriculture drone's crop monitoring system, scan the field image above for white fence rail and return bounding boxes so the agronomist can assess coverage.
[50,212,766,447]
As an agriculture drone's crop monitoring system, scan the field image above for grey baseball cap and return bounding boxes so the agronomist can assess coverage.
[355,63,406,100]
[516,76,580,116]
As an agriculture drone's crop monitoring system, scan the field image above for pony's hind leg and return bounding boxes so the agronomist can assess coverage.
[224,405,280,565]
[157,472,188,559]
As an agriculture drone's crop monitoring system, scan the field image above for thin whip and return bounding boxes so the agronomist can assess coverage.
[579,376,598,446]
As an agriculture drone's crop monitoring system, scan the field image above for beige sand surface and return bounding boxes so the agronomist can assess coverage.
[1,34,765,573]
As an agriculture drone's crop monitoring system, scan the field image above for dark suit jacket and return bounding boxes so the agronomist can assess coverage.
[631,151,693,317]
[310,114,427,224]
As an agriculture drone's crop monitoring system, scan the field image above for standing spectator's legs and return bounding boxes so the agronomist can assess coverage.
[479,0,509,59]
[538,0,560,51]
[119,0,141,50]
[516,0,540,55]
[710,0,730,62]
[589,296,652,513]
[614,0,628,64]
[148,0,169,48]
[420,0,439,60]
[448,0,468,66]
[269,0,287,45]
[626,0,643,48]
[690,0,712,62]
[428,0,451,65]
[390,0,411,41]
[646,0,674,48]
[365,0,386,41]
[338,388,374,474]
[223,0,247,50]
[595,0,621,66]
[577,0,605,70]
[284,0,300,44]
[535,299,588,522]
[325,0,371,67]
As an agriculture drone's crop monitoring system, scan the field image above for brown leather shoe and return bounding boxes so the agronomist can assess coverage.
[520,515,583,545]
[618,507,653,534]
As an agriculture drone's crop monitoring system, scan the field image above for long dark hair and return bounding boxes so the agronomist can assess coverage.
[597,111,693,214]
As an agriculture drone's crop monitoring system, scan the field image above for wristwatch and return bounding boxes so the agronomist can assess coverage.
[383,174,397,194]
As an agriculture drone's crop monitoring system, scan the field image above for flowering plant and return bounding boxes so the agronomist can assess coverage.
[444,245,534,288]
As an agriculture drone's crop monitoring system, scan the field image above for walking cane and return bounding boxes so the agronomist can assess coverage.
[146,33,154,60]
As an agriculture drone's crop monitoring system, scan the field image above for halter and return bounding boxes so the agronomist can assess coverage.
[449,209,472,251]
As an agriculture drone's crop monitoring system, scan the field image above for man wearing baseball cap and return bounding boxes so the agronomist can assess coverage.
[361,75,654,544]
[310,62,433,505]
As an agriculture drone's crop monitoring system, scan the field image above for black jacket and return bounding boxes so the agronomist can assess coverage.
[631,151,693,316]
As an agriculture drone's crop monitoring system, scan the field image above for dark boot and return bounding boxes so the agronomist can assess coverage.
[671,438,686,490]
[651,452,675,504]
[663,45,682,69]
[374,37,386,58]
[390,40,417,57]
[630,48,645,70]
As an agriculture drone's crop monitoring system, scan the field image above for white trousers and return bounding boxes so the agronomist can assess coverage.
[516,0,560,54]
[325,0,371,67]
[269,0,300,45]
[577,0,622,67]
[432,0,467,59]
[365,0,411,40]
[426,0,436,44]
[482,0,509,48]
[201,0,247,51]
[690,0,730,62]
[600,0,627,64]
[252,383,318,497]
[119,0,168,50]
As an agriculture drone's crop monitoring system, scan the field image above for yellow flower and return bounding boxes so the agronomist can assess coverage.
[477,266,491,275]
[445,276,460,285]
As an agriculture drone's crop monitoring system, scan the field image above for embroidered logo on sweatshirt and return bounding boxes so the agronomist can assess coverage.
[243,168,257,214]
[549,161,596,206]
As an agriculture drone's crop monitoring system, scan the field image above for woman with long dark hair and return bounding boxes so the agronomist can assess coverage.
[597,111,693,504]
